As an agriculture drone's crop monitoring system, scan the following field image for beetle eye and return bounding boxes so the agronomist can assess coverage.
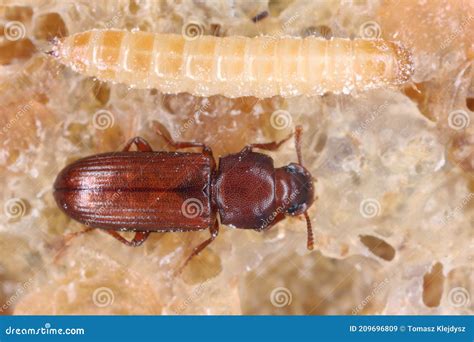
[286,165,297,174]
[287,204,299,214]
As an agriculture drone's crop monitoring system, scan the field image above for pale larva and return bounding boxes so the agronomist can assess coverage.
[52,29,413,98]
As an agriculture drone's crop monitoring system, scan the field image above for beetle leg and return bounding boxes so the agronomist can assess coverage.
[53,227,95,263]
[152,121,212,154]
[242,131,293,153]
[103,230,151,247]
[178,220,219,273]
[63,227,95,243]
[122,137,153,152]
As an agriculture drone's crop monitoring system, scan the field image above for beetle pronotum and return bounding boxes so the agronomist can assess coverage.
[51,29,413,98]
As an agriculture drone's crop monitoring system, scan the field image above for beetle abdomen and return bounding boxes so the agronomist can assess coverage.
[53,29,413,98]
[54,152,212,231]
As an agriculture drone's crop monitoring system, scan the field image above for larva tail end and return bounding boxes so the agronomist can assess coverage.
[44,49,58,58]
[44,36,62,58]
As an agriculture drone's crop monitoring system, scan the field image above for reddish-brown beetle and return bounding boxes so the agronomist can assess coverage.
[54,122,315,268]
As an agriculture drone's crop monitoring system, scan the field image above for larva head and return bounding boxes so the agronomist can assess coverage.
[275,126,315,250]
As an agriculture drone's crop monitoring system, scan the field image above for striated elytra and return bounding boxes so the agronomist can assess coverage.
[53,122,315,269]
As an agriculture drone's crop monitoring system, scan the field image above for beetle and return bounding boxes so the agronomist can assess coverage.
[53,122,315,269]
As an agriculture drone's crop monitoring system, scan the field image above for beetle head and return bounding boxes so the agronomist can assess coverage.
[276,163,314,216]
[275,125,315,250]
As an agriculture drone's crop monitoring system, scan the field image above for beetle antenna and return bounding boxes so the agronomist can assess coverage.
[295,126,314,250]
[304,211,314,250]
[295,125,303,165]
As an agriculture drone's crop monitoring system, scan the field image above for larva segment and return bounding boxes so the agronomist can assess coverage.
[183,36,219,95]
[304,38,327,95]
[185,36,216,81]
[126,32,154,73]
[117,31,155,87]
[95,30,124,80]
[326,39,354,94]
[215,36,247,95]
[152,34,186,93]
[278,38,305,97]
[247,37,278,98]
[53,29,413,98]
[57,31,93,74]
[353,40,399,91]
